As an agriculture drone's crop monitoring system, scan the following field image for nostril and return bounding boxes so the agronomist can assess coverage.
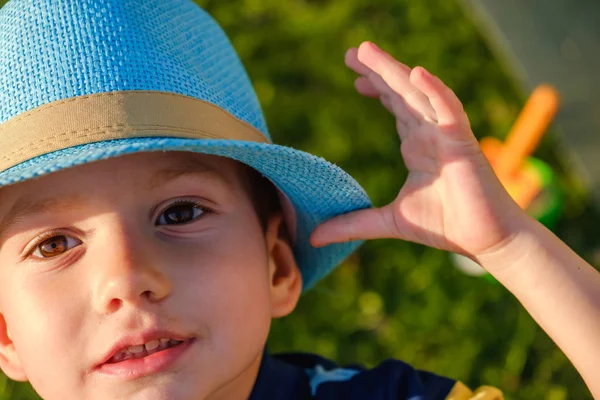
[108,298,123,312]
[141,290,157,301]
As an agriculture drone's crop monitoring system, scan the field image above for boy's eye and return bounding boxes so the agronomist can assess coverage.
[156,202,206,226]
[32,235,82,258]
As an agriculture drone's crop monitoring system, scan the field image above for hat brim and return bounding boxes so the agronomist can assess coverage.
[0,137,371,290]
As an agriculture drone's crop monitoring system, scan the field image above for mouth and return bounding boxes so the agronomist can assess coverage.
[94,333,197,379]
[106,338,186,364]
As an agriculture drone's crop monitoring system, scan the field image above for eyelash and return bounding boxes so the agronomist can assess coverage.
[154,198,212,226]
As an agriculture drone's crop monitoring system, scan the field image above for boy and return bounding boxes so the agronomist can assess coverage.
[0,0,598,399]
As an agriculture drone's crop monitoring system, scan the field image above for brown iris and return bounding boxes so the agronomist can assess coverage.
[163,204,197,224]
[38,236,69,258]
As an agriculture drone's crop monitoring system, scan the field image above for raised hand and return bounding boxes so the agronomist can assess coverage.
[311,42,528,260]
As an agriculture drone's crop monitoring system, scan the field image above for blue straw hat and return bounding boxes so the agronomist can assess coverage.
[0,0,371,290]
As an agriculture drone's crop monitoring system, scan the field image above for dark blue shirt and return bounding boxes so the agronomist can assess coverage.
[248,352,458,399]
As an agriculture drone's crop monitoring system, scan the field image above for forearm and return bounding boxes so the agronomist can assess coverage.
[477,216,600,398]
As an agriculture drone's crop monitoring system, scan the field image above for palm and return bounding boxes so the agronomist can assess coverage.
[312,42,525,258]
[394,120,517,255]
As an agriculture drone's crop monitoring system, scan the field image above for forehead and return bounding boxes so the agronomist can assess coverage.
[1,151,245,195]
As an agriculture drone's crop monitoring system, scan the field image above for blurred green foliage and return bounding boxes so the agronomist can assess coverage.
[0,0,595,399]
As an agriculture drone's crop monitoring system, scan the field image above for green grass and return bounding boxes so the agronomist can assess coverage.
[0,0,595,398]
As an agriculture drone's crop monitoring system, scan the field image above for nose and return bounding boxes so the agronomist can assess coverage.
[91,220,173,314]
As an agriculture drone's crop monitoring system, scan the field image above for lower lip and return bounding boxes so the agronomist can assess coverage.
[95,339,196,379]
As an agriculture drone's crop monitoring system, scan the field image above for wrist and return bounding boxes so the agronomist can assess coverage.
[472,212,542,284]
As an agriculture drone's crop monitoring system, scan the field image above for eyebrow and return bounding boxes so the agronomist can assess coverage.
[147,157,228,190]
[0,196,86,243]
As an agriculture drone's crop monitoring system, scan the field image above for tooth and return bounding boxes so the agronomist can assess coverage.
[145,340,160,351]
[160,338,170,344]
[129,345,145,354]
[109,349,131,363]
[132,349,148,359]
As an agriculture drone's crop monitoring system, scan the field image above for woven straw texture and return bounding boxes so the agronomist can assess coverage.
[0,0,371,289]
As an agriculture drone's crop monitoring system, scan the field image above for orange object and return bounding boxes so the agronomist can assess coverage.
[495,85,560,179]
[481,85,560,209]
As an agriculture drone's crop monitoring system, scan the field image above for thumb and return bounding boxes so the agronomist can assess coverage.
[310,205,399,247]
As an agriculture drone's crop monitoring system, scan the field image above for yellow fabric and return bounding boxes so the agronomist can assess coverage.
[446,381,504,400]
[0,90,270,171]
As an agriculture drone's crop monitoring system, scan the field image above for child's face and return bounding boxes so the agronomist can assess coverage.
[0,152,300,400]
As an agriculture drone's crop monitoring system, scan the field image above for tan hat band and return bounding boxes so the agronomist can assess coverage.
[0,90,271,172]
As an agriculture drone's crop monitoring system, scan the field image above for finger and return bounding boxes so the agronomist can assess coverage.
[410,66,470,131]
[355,76,380,98]
[349,47,410,103]
[396,118,409,140]
[364,71,420,128]
[389,96,420,139]
[345,47,375,76]
[349,54,400,99]
[380,95,394,114]
[348,47,411,102]
[348,46,420,129]
[355,77,397,115]
[346,46,412,76]
[357,42,436,121]
[310,206,400,247]
[354,71,419,129]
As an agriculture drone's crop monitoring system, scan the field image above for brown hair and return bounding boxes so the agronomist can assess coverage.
[240,165,283,232]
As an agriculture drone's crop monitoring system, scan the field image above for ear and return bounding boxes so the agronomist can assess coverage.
[0,313,27,381]
[265,213,302,318]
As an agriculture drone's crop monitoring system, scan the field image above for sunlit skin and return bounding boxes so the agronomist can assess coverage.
[0,152,302,400]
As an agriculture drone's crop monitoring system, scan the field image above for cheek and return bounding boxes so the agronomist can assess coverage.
[1,268,87,391]
[168,224,273,349]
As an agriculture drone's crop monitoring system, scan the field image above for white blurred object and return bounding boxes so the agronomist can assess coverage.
[451,253,488,276]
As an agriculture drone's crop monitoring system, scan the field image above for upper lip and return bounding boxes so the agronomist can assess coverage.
[94,329,192,369]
